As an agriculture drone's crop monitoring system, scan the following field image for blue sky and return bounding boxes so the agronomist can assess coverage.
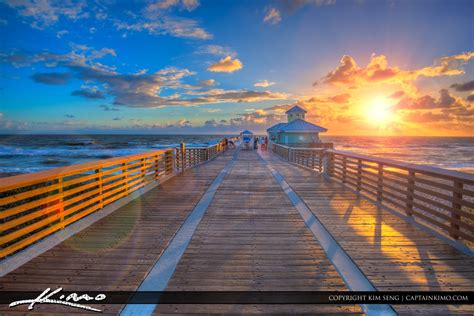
[0,0,473,135]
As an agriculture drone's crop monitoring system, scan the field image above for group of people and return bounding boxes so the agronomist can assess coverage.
[222,135,268,151]
[253,136,269,150]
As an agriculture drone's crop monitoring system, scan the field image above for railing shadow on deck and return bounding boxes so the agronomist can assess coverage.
[271,143,474,249]
[0,138,238,260]
[265,150,472,299]
[270,144,471,296]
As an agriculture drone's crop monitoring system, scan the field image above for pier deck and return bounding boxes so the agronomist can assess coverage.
[1,147,473,315]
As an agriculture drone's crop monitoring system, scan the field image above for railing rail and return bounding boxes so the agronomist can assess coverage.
[272,144,474,244]
[0,139,235,259]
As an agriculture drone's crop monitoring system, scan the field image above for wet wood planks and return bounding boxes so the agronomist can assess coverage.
[155,150,362,315]
[0,151,235,315]
[262,150,474,315]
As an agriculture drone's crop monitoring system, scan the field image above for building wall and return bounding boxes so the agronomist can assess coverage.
[277,132,320,145]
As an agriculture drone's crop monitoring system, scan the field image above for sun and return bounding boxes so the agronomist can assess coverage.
[366,96,393,124]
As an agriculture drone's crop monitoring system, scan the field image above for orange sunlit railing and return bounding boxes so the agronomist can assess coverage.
[0,139,235,259]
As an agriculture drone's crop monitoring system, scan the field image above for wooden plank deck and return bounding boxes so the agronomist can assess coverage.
[0,151,234,315]
[155,150,361,315]
[260,150,474,315]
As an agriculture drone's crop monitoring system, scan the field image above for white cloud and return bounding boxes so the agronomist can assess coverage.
[5,0,89,29]
[115,18,212,40]
[263,8,281,25]
[146,0,200,12]
[197,79,215,86]
[197,45,236,57]
[254,80,275,87]
[56,30,68,38]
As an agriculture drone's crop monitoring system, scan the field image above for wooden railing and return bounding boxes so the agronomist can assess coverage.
[327,150,474,243]
[272,144,324,172]
[272,144,474,244]
[0,140,233,259]
[176,141,232,172]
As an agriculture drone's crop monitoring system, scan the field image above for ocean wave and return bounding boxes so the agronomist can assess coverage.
[62,140,96,146]
[39,159,70,166]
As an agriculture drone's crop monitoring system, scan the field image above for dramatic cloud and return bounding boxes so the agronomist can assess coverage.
[395,89,459,110]
[264,8,281,25]
[438,88,456,107]
[451,80,474,92]
[2,47,287,108]
[320,54,401,85]
[71,89,105,99]
[402,111,451,123]
[328,93,351,103]
[389,90,405,99]
[254,80,275,87]
[31,72,71,85]
[207,56,243,73]
[318,52,474,96]
[416,52,474,77]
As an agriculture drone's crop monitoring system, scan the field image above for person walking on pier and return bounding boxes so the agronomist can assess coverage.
[263,136,268,151]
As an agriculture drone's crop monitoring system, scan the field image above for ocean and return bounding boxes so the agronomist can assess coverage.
[0,135,473,175]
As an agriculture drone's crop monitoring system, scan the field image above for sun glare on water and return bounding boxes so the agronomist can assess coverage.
[367,96,393,124]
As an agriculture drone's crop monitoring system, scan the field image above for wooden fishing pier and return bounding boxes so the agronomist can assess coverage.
[0,140,473,315]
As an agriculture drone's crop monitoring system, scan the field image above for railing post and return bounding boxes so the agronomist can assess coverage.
[406,170,415,216]
[342,156,347,184]
[96,168,104,208]
[318,151,323,172]
[451,181,463,240]
[141,157,146,183]
[122,162,129,195]
[154,154,160,180]
[356,159,362,192]
[322,151,332,177]
[377,163,383,202]
[180,142,186,173]
[58,177,65,228]
[172,148,177,174]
